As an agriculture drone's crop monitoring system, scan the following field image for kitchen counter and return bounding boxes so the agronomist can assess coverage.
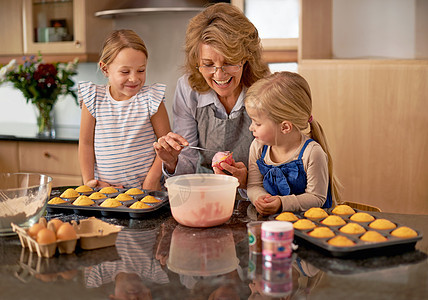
[0,123,79,143]
[0,199,427,299]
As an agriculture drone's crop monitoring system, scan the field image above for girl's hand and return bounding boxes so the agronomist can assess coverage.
[254,195,282,216]
[84,179,123,189]
[153,132,188,173]
[215,161,248,189]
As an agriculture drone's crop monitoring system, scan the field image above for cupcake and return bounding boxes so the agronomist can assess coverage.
[308,227,335,238]
[73,195,95,206]
[75,185,93,193]
[89,192,107,200]
[332,204,355,215]
[369,219,396,230]
[304,207,328,219]
[275,212,298,222]
[339,223,366,235]
[360,231,387,242]
[115,193,134,201]
[391,226,418,238]
[350,212,375,222]
[48,197,67,204]
[125,188,144,195]
[99,187,118,194]
[328,235,355,247]
[141,195,161,203]
[293,219,316,230]
[60,188,79,199]
[130,201,151,209]
[321,215,346,226]
[100,198,122,208]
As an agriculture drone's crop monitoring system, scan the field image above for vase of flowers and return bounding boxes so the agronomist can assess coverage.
[0,54,78,137]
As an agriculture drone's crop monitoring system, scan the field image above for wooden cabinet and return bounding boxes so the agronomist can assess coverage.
[0,140,82,187]
[0,0,23,55]
[0,0,115,64]
[298,0,428,214]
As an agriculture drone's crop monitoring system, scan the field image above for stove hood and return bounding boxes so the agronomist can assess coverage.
[95,0,228,18]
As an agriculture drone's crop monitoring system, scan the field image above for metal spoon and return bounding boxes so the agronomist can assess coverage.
[180,145,218,153]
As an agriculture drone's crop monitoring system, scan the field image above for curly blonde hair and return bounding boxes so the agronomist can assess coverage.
[245,72,341,205]
[99,29,148,67]
[185,3,270,92]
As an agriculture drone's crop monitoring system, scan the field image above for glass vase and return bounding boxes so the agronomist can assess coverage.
[35,104,56,138]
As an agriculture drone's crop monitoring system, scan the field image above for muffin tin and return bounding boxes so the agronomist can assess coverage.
[273,209,423,257]
[47,187,169,218]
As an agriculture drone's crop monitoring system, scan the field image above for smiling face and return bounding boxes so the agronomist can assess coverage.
[102,47,147,101]
[247,107,281,146]
[198,43,243,103]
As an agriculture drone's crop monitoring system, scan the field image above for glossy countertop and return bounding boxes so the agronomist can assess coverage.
[0,123,79,143]
[0,198,427,299]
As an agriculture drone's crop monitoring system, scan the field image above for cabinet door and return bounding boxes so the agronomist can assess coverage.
[23,0,85,54]
[0,0,23,55]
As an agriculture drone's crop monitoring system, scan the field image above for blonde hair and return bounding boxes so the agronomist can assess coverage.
[245,71,341,205]
[185,3,270,92]
[99,29,148,67]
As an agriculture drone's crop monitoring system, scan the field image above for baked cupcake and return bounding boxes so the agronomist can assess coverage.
[100,198,122,208]
[304,207,328,219]
[115,193,134,201]
[75,185,93,193]
[350,212,375,222]
[369,219,396,230]
[141,195,161,203]
[308,227,335,238]
[328,235,355,247]
[360,231,388,242]
[321,215,346,226]
[48,197,67,204]
[99,187,118,194]
[125,188,144,195]
[60,188,79,199]
[391,226,418,238]
[339,223,366,234]
[332,204,355,215]
[293,219,316,230]
[73,195,95,206]
[130,201,151,209]
[275,212,298,222]
[89,192,107,200]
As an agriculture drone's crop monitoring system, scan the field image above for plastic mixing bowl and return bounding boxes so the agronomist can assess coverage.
[0,173,52,236]
[165,174,239,227]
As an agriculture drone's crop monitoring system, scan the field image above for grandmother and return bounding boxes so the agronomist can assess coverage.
[154,3,270,188]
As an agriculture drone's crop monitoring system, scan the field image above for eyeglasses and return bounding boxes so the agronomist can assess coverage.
[197,64,242,74]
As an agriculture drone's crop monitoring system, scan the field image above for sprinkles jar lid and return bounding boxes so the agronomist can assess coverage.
[261,221,293,233]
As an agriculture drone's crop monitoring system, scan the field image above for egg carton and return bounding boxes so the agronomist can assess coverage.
[11,217,122,258]
[272,209,423,258]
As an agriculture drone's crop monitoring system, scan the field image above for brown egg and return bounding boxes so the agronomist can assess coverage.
[36,228,56,245]
[56,223,77,241]
[28,223,46,239]
[47,219,63,233]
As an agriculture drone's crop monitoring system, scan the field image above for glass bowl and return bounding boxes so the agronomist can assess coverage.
[0,173,52,236]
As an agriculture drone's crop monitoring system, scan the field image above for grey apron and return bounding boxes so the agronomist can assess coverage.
[195,103,254,173]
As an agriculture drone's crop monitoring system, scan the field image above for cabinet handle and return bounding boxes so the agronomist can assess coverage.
[44,152,51,158]
[74,40,81,48]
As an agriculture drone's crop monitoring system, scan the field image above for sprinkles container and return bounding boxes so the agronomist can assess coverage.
[261,221,294,260]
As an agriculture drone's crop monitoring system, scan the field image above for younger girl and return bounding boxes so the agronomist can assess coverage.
[245,71,340,215]
[79,29,171,190]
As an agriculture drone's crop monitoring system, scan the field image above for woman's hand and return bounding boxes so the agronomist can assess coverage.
[153,132,188,174]
[254,194,282,216]
[216,161,248,189]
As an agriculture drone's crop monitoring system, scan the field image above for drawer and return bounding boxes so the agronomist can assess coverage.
[18,142,80,175]
[0,141,19,173]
